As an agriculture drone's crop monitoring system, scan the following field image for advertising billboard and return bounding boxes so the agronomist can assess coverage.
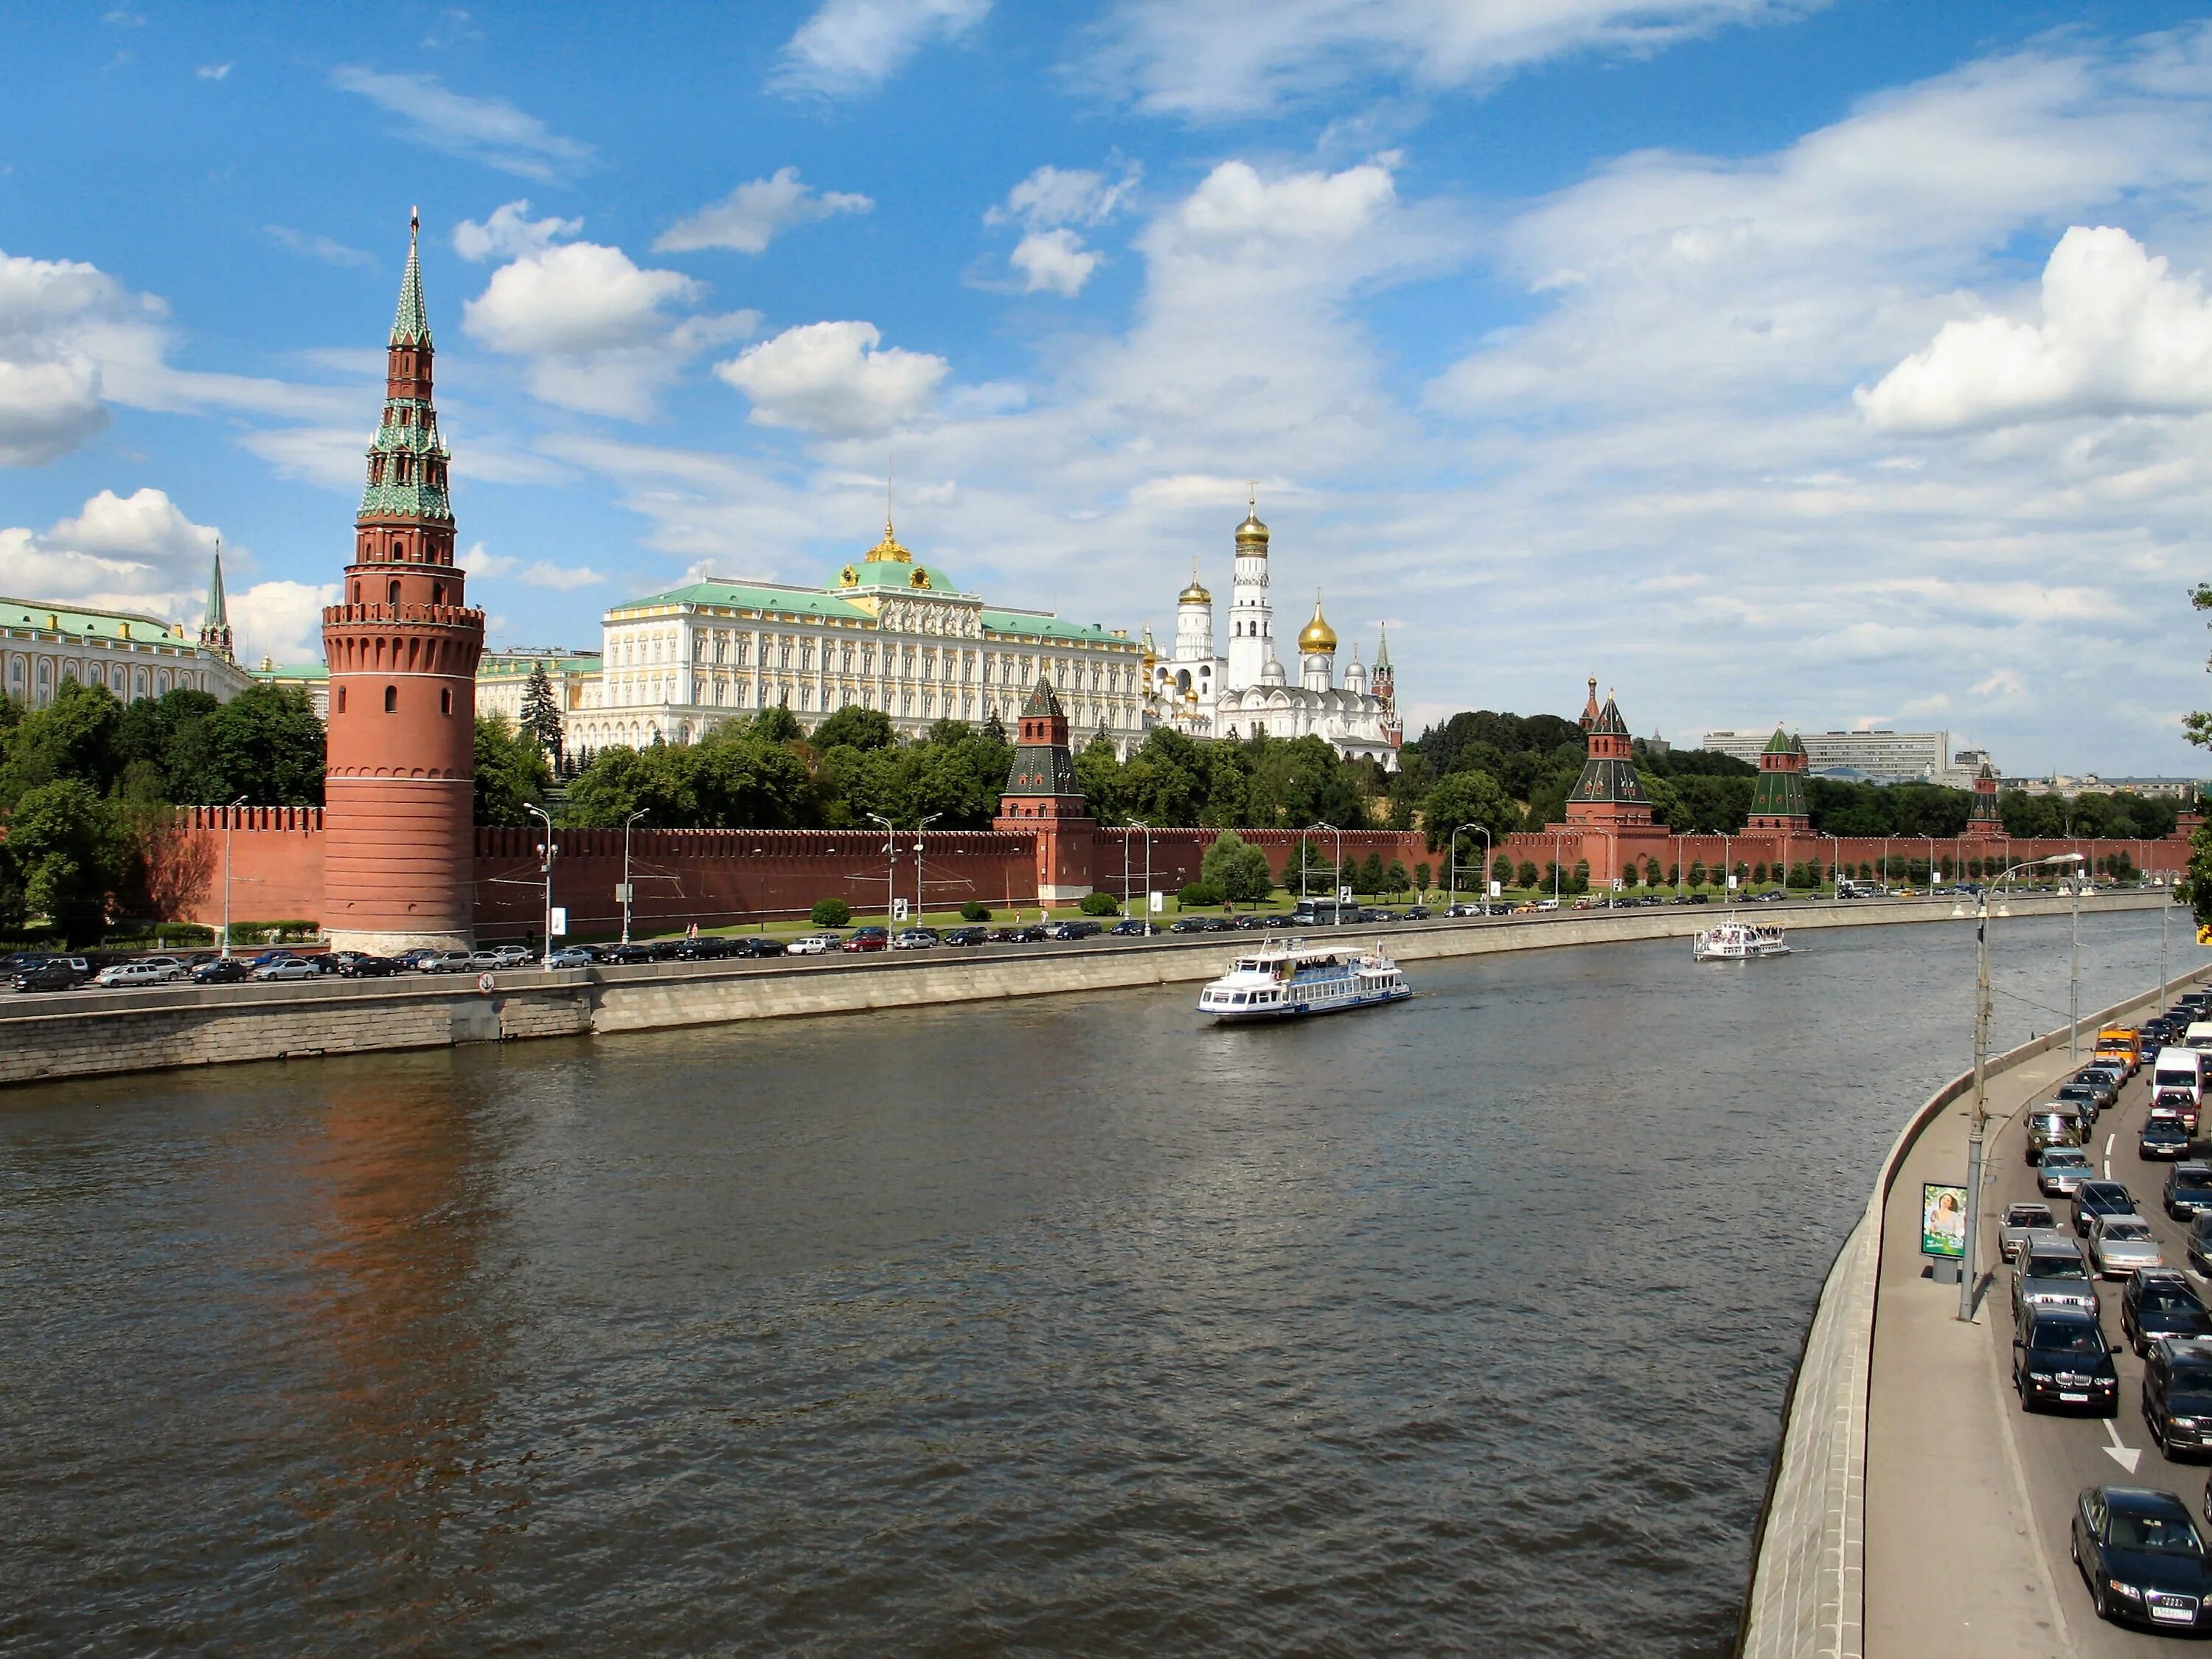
[1921,1182,1966,1259]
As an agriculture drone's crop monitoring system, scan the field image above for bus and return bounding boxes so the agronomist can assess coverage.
[1290,898,1358,927]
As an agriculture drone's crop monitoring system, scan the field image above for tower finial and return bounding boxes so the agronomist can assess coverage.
[1248,479,1256,513]
[886,451,894,539]
[411,204,420,237]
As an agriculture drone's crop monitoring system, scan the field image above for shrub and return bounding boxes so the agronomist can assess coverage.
[959,900,991,922]
[1751,862,1767,885]
[1413,860,1432,894]
[1079,891,1120,917]
[810,897,852,928]
[1178,880,1225,908]
[1515,860,1539,890]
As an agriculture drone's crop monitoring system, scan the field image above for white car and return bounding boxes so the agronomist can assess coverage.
[252,959,319,981]
[788,934,842,956]
[546,947,594,968]
[92,960,184,987]
[2090,1214,2167,1279]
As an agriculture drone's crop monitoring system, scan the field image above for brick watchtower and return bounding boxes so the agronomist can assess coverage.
[1964,760,2002,840]
[1747,725,1811,830]
[994,678,1096,902]
[1565,685,1656,830]
[321,210,484,953]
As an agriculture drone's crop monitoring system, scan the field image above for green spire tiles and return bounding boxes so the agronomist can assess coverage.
[391,207,431,347]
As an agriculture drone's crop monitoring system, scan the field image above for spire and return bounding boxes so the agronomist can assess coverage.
[1580,674,1601,731]
[198,538,232,659]
[392,206,431,347]
[1374,623,1391,667]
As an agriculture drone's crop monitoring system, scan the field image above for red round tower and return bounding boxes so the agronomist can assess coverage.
[321,210,484,953]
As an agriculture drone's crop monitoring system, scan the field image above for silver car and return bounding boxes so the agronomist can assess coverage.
[2014,1229,2100,1321]
[2091,1214,2167,1279]
[2003,1201,2059,1262]
[2039,1148,2096,1198]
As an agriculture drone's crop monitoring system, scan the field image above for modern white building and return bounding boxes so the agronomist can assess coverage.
[1700,727,1992,787]
[3,549,255,709]
[1148,498,1401,768]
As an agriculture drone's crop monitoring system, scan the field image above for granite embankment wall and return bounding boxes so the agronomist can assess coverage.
[0,891,2154,1090]
[1735,950,2202,1659]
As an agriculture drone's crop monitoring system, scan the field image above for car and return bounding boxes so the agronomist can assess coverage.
[2168,1164,2212,1222]
[2001,1202,2059,1262]
[419,950,476,974]
[14,958,94,992]
[2014,1230,2101,1323]
[252,959,319,981]
[1403,905,1432,920]
[2093,1215,2168,1279]
[891,929,939,950]
[2015,1306,2119,1413]
[1046,919,1105,940]
[941,925,990,947]
[2027,1105,2087,1160]
[673,936,734,960]
[2070,1069,2121,1109]
[599,943,658,966]
[338,954,403,977]
[2076,1181,2138,1237]
[391,947,442,970]
[644,941,685,961]
[546,947,594,968]
[2190,1214,2212,1278]
[2055,1082,2105,1120]
[465,950,509,972]
[2157,1090,2202,1133]
[245,949,299,968]
[1233,914,1271,930]
[2039,1147,2096,1196]
[190,957,252,984]
[841,928,891,953]
[1262,914,1298,928]
[2146,1119,2194,1161]
[1108,919,1158,936]
[2127,1273,2212,1357]
[731,936,787,957]
[1169,917,1211,934]
[2145,1335,2212,1457]
[2070,1486,2212,1628]
[787,933,842,956]
[91,960,185,988]
[2086,1060,2130,1091]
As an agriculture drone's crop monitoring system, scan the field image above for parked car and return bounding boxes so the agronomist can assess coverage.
[2167,1164,2212,1222]
[1107,919,1158,936]
[465,950,509,972]
[14,958,94,992]
[2075,1181,2139,1237]
[787,933,843,956]
[731,937,787,957]
[2013,1305,2119,1412]
[2039,1147,2096,1197]
[2124,1271,2212,1357]
[191,957,251,984]
[2143,1119,2194,1161]
[1048,919,1104,940]
[2014,1229,2101,1322]
[2001,1202,2059,1262]
[1169,917,1210,934]
[2092,1215,2167,1279]
[392,947,442,970]
[2143,1334,2212,1457]
[2070,1486,2212,1627]
[546,947,594,969]
[338,954,403,978]
[673,936,734,960]
[942,926,990,947]
[842,928,891,953]
[253,959,319,981]
[891,929,939,950]
[489,945,532,967]
[599,944,657,966]
[93,960,185,988]
[419,950,475,974]
[1402,905,1432,919]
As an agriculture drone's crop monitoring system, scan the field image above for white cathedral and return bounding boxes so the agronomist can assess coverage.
[1144,497,1402,769]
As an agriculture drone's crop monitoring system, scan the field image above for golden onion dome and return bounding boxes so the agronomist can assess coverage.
[863,515,912,564]
[1298,594,1338,655]
[1180,576,1212,605]
[1234,510,1269,549]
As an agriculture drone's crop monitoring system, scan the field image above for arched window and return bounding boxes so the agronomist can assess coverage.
[384,685,397,712]
[350,581,361,604]
[389,579,401,605]
[439,687,452,714]
[431,581,445,606]
[336,686,347,714]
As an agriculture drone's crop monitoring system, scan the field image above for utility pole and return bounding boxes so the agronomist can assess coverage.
[914,813,941,928]
[219,794,247,958]
[866,812,896,928]
[2070,864,2081,1065]
[621,807,646,945]
[526,803,557,965]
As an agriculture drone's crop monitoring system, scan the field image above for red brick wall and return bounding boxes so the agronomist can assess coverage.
[1503,826,2191,885]
[159,807,329,925]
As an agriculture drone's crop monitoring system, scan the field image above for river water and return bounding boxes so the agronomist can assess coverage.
[0,908,2189,1656]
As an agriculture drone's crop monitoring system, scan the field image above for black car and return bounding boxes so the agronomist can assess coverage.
[2014,1307,2119,1413]
[731,937,787,957]
[1107,919,1158,936]
[673,936,733,961]
[600,943,658,966]
[2072,1486,2212,1628]
[189,957,251,984]
[2056,1082,2104,1119]
[2147,1336,2212,1457]
[1010,924,1051,943]
[2076,1181,2138,1237]
[941,925,990,947]
[337,955,402,978]
[1233,914,1270,930]
[13,959,92,992]
[1169,917,1209,934]
[2145,1118,2194,1161]
[1049,919,1104,940]
[1262,914,1297,928]
[2168,1164,2212,1222]
[2126,1272,2212,1356]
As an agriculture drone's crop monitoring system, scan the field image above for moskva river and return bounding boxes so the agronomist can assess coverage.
[0,908,2185,1655]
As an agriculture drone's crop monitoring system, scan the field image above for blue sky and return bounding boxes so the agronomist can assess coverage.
[5,0,2212,774]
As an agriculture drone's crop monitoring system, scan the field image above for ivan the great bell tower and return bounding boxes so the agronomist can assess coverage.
[320,211,484,953]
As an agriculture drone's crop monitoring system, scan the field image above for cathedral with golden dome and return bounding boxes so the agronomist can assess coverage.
[1144,494,1402,768]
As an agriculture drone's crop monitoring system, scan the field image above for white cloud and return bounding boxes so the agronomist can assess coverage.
[229,580,341,666]
[774,0,990,96]
[462,240,756,418]
[330,67,595,181]
[1091,0,1812,118]
[0,251,134,464]
[0,487,218,621]
[465,544,605,589]
[1860,227,2212,432]
[1008,229,1099,296]
[986,163,1138,296]
[264,225,375,268]
[714,320,948,437]
[453,199,582,262]
[655,167,874,256]
[195,63,230,80]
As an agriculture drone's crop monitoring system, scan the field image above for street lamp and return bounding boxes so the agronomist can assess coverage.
[620,807,647,945]
[2068,855,2081,1066]
[526,802,557,966]
[219,794,247,958]
[1315,821,1342,920]
[1922,833,1938,891]
[1448,822,1488,915]
[866,811,897,927]
[1130,818,1152,931]
[1961,852,2084,1321]
[913,812,942,928]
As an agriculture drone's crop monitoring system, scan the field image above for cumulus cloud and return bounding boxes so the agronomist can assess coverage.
[1008,229,1099,296]
[986,162,1138,295]
[463,240,756,418]
[0,251,139,464]
[714,319,947,435]
[465,544,606,588]
[1091,0,1809,118]
[655,167,874,255]
[228,580,342,665]
[331,67,595,181]
[453,199,582,262]
[0,487,218,619]
[774,0,990,95]
[1858,227,2212,432]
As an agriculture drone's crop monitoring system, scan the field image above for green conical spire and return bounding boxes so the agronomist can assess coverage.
[392,206,431,347]
[203,538,226,631]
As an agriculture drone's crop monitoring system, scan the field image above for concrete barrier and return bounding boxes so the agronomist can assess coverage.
[0,891,2160,1090]
[1736,947,2205,1659]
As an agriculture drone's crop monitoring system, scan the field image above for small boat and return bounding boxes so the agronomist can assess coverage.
[1197,937,1411,1021]
[1694,922,1790,961]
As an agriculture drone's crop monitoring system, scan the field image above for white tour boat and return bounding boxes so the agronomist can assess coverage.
[1197,937,1411,1022]
[1692,921,1791,961]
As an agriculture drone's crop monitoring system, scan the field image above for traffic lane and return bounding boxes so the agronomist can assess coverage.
[1990,1062,2210,1652]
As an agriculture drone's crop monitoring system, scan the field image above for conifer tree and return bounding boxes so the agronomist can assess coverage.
[521,661,565,764]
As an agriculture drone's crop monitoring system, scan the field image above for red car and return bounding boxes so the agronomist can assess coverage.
[841,927,890,953]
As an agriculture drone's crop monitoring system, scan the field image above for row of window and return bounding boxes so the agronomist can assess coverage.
[4,652,206,706]
[334,684,455,715]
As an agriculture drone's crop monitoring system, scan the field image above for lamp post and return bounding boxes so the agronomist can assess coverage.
[219,794,248,958]
[2069,858,2081,1066]
[620,807,647,945]
[1315,821,1342,920]
[1130,818,1152,931]
[1922,833,1937,891]
[1827,833,1841,895]
[526,802,557,965]
[1722,832,1733,903]
[1962,852,2084,1321]
[914,812,942,928]
[866,811,897,928]
[1448,823,1487,914]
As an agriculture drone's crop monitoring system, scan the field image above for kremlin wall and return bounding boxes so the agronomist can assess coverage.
[135,216,2191,949]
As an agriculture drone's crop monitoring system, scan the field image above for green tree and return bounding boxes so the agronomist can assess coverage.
[1413,860,1431,894]
[1422,768,1517,852]
[1178,879,1225,908]
[1079,890,1121,916]
[196,684,325,805]
[474,715,552,827]
[1200,830,1274,902]
[521,661,565,762]
[1360,850,1385,894]
[9,778,122,945]
[752,704,801,744]
[1385,858,1409,898]
[0,678,122,806]
[1492,852,1513,888]
[811,704,895,751]
[1515,859,1539,890]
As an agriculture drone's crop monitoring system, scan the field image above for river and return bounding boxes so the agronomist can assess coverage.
[0,907,2188,1655]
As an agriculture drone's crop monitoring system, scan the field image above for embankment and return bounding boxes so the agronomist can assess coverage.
[0,891,2160,1091]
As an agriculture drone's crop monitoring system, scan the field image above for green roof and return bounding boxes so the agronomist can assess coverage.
[480,653,601,676]
[0,597,185,639]
[608,580,874,621]
[1762,726,1800,757]
[392,219,431,347]
[981,609,1131,645]
[253,662,330,682]
[835,560,963,593]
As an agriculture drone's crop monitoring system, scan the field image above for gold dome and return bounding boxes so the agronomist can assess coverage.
[1179,558,1212,605]
[1298,594,1338,655]
[1234,484,1269,549]
[863,515,911,564]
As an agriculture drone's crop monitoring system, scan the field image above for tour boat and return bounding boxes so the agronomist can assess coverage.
[1197,937,1411,1022]
[1693,921,1791,961]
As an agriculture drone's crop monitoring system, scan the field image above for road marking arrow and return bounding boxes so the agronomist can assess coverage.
[2105,1132,2115,1178]
[2104,1418,2142,1473]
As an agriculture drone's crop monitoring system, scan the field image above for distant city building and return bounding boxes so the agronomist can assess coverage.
[3,545,254,709]
[1700,727,1989,787]
[2001,774,2205,801]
